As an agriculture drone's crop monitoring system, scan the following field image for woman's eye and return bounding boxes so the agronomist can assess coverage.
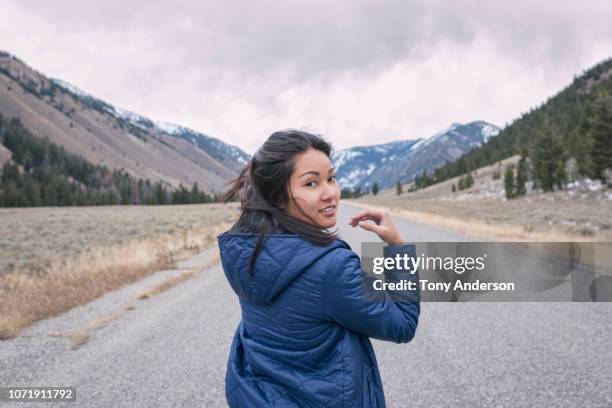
[329,175,336,182]
[306,181,317,187]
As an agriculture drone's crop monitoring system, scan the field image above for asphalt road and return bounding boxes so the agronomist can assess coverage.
[1,202,611,407]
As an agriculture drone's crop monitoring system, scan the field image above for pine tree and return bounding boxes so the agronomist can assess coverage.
[532,130,562,192]
[23,177,42,206]
[155,182,167,205]
[451,184,456,193]
[456,157,467,175]
[120,183,132,204]
[1,162,19,184]
[178,184,190,203]
[372,182,379,196]
[570,105,593,178]
[396,180,402,195]
[504,165,515,199]
[145,190,158,205]
[190,182,200,203]
[466,173,474,189]
[587,91,612,183]
[515,149,527,196]
[2,180,24,206]
[341,187,352,199]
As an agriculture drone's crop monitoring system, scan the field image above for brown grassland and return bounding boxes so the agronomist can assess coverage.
[354,156,612,243]
[0,202,240,339]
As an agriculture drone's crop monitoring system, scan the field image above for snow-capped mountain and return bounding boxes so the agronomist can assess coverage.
[154,121,248,172]
[50,79,250,173]
[333,121,500,190]
[0,50,250,192]
[333,139,423,190]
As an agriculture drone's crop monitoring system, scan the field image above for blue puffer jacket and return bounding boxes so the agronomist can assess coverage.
[218,231,420,408]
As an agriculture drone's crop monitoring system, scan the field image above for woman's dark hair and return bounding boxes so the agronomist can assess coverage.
[223,129,339,275]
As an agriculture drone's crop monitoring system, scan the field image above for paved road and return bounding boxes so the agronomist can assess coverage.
[1,202,611,407]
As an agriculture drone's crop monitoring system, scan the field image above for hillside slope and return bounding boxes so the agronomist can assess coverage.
[0,51,249,193]
[429,57,612,186]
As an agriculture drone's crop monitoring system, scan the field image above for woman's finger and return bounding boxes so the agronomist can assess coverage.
[348,210,368,223]
[350,214,377,223]
[349,209,383,225]
[358,220,382,234]
[349,208,383,220]
[349,215,379,227]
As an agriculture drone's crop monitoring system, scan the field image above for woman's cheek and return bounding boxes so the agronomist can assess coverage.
[309,198,321,219]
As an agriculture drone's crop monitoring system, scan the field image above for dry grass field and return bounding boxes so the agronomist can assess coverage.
[354,155,612,242]
[0,202,240,339]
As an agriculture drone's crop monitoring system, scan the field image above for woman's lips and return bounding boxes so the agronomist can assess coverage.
[319,205,336,217]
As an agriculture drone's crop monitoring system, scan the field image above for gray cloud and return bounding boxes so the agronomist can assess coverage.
[2,0,612,153]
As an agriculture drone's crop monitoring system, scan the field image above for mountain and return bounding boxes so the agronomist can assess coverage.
[332,139,421,190]
[426,57,612,188]
[0,50,250,193]
[333,121,500,190]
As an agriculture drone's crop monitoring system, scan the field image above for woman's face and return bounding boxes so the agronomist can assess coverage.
[286,148,340,228]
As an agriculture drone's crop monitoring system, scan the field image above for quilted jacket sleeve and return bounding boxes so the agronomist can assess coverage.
[321,244,420,343]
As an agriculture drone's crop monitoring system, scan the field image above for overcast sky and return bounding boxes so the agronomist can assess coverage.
[2,0,612,154]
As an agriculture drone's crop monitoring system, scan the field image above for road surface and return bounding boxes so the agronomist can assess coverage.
[1,202,611,407]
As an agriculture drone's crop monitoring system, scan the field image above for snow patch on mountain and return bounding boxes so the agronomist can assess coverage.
[156,121,183,134]
[480,123,501,142]
[51,79,92,99]
[419,123,458,149]
[51,78,249,168]
[113,106,147,124]
[333,150,363,169]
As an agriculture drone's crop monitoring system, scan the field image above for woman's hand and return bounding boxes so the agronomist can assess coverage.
[348,208,405,245]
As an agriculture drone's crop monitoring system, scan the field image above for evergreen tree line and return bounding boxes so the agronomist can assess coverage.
[502,138,572,199]
[0,114,221,207]
[418,59,612,191]
[341,182,383,198]
[340,186,369,199]
[451,173,475,193]
[414,170,435,190]
[503,151,528,199]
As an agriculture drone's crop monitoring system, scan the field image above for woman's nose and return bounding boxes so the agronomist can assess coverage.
[321,183,337,200]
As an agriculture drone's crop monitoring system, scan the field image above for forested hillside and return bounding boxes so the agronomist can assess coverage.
[0,114,220,207]
[0,51,248,193]
[424,58,612,191]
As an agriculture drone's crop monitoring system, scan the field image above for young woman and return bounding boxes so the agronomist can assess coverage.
[218,129,420,407]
